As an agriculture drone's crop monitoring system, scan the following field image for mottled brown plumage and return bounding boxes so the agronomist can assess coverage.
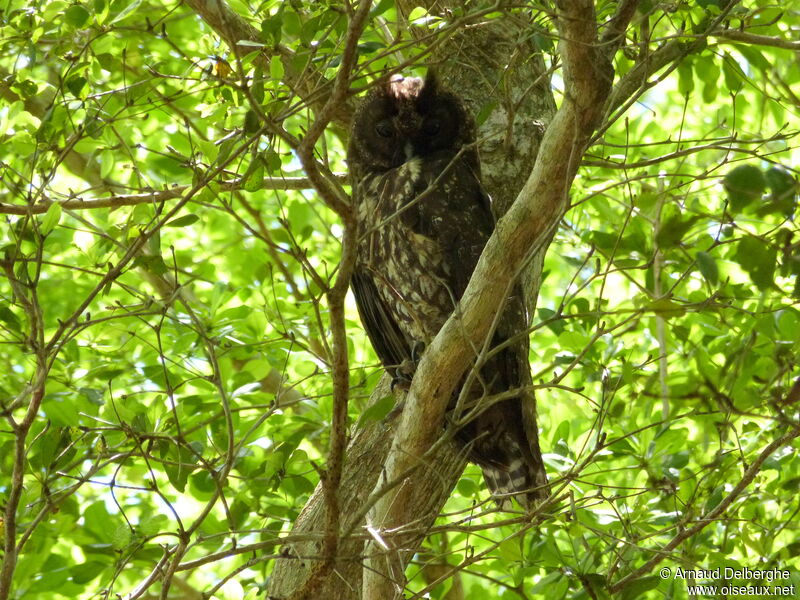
[348,72,547,508]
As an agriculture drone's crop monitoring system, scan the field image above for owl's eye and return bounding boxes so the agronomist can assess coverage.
[423,118,441,135]
[375,120,394,138]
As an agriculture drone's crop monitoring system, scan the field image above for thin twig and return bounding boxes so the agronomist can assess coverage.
[0,175,348,215]
[610,427,800,593]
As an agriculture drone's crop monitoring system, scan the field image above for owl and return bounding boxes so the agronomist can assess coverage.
[347,72,548,508]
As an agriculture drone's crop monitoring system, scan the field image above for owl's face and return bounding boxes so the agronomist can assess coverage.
[348,73,477,177]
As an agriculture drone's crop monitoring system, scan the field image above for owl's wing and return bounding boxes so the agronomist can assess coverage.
[414,158,494,300]
[351,267,412,377]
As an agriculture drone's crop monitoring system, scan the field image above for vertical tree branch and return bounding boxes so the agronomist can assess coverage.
[286,2,373,599]
[0,256,47,600]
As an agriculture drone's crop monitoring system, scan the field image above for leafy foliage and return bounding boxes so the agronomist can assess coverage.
[0,0,799,599]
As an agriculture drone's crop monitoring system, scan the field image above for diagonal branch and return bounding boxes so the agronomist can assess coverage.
[285,3,373,600]
[604,0,744,128]
[610,427,800,593]
[600,0,640,50]
[0,176,348,215]
[713,29,800,51]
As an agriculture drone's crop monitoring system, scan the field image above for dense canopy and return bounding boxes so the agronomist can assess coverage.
[0,1,799,599]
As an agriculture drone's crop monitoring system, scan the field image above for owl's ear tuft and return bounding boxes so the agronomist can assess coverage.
[422,69,439,93]
[416,69,441,110]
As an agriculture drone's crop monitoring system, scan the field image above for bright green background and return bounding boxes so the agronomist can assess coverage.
[0,1,798,598]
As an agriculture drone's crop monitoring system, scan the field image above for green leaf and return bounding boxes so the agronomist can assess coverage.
[166,214,200,227]
[722,52,745,91]
[41,396,81,426]
[370,0,394,17]
[704,485,725,514]
[736,44,771,71]
[357,394,396,426]
[733,236,777,290]
[161,443,197,493]
[456,475,479,497]
[84,111,105,138]
[591,230,620,250]
[475,100,497,126]
[663,450,689,469]
[538,307,565,335]
[242,157,265,192]
[408,6,429,22]
[551,420,571,448]
[70,561,107,585]
[763,166,798,216]
[132,254,168,275]
[189,470,217,499]
[619,575,661,600]
[79,387,104,405]
[264,148,282,173]
[656,214,699,248]
[695,251,719,285]
[138,513,168,537]
[0,306,22,332]
[111,523,132,550]
[12,79,39,99]
[677,58,694,95]
[99,148,115,179]
[244,109,261,134]
[65,4,91,27]
[27,554,70,592]
[251,66,265,103]
[700,58,720,103]
[110,0,142,24]
[357,41,384,54]
[270,55,284,80]
[41,202,62,235]
[66,75,87,97]
[766,166,796,198]
[724,164,766,212]
[261,11,284,45]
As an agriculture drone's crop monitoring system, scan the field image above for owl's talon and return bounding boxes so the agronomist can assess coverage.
[411,340,426,365]
[390,375,411,392]
[391,357,416,391]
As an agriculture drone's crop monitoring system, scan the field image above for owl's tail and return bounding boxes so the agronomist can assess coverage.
[480,440,549,510]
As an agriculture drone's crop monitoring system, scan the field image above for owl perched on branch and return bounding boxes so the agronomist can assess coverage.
[347,72,548,508]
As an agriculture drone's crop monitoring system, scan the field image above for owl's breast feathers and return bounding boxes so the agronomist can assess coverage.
[354,153,490,344]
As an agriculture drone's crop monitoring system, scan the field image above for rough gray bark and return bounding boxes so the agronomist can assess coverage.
[417,19,556,217]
